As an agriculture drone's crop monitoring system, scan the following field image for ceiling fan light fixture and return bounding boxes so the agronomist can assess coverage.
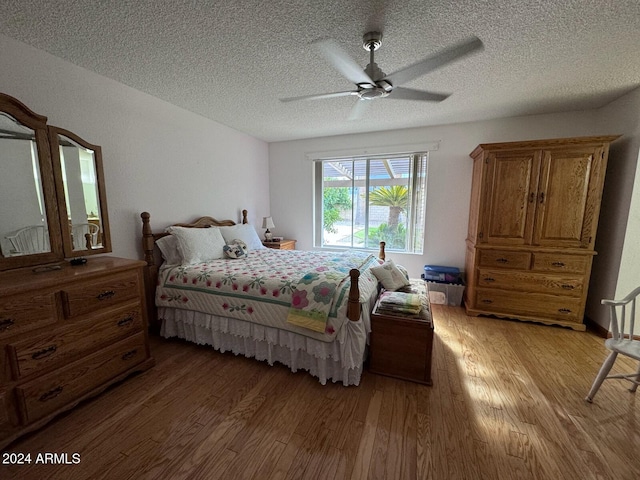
[358,87,389,100]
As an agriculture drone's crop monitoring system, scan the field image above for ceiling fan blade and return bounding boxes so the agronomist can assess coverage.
[348,99,373,121]
[388,87,450,102]
[280,90,359,103]
[384,36,483,87]
[313,38,375,86]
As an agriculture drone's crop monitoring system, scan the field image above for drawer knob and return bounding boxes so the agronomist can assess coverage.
[481,299,493,304]
[117,316,134,327]
[495,258,508,264]
[561,284,575,290]
[39,386,63,402]
[551,262,565,267]
[558,308,572,314]
[122,349,138,361]
[97,290,116,301]
[483,277,495,282]
[0,318,15,331]
[31,344,57,360]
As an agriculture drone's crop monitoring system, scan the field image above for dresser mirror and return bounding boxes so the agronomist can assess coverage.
[0,93,111,271]
[49,127,111,257]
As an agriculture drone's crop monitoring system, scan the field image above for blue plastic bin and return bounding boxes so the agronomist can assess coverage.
[423,265,461,283]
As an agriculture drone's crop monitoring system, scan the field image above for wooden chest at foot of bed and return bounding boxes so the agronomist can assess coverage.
[369,282,434,385]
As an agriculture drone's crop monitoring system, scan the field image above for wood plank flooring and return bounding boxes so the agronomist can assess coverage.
[2,305,640,479]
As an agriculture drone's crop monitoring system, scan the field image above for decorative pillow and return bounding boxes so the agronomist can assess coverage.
[223,239,248,259]
[166,226,226,264]
[156,235,182,265]
[370,259,411,291]
[219,224,266,251]
[396,263,410,281]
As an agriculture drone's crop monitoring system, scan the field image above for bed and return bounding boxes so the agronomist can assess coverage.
[140,210,387,386]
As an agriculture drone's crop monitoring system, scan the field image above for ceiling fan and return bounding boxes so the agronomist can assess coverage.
[280,32,484,119]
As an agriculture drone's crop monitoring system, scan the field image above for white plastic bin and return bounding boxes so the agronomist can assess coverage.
[426,280,465,306]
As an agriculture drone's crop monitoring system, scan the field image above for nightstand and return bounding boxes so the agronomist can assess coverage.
[262,239,296,250]
[369,281,434,385]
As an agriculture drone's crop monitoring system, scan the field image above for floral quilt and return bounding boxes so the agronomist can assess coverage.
[156,249,381,341]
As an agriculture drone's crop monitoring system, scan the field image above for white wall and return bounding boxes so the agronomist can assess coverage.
[0,33,270,261]
[269,112,602,278]
[588,87,640,332]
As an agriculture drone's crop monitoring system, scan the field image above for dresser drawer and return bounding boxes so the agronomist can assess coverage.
[475,288,582,322]
[477,269,584,297]
[16,333,147,423]
[62,271,140,318]
[477,250,531,270]
[0,388,19,434]
[8,302,144,380]
[531,253,590,274]
[0,293,57,340]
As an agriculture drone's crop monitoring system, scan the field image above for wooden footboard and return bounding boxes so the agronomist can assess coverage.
[140,211,386,330]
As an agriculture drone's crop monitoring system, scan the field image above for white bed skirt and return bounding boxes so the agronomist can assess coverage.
[159,306,372,386]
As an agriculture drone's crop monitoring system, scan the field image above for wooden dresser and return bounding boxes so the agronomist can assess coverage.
[464,136,619,330]
[0,256,154,448]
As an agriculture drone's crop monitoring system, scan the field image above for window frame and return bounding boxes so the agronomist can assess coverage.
[313,151,429,254]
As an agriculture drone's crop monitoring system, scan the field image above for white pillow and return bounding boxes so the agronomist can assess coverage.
[370,259,411,291]
[166,226,226,264]
[156,235,182,265]
[219,224,265,250]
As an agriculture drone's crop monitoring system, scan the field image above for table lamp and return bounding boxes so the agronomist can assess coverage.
[262,216,275,241]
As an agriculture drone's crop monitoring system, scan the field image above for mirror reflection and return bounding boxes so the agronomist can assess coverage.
[0,112,51,257]
[57,134,103,251]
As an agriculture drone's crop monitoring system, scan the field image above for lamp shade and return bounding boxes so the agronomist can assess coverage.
[262,216,275,229]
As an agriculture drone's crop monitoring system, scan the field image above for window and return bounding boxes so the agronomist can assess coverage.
[313,152,428,254]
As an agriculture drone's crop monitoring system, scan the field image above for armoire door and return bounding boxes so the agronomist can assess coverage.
[533,146,606,248]
[480,149,541,245]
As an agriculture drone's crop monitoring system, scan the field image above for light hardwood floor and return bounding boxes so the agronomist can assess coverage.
[3,306,639,480]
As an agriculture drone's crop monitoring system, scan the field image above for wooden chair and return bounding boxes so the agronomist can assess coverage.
[586,286,640,402]
[4,225,49,255]
[71,223,100,249]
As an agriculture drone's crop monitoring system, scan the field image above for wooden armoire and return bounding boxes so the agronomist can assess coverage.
[464,135,619,330]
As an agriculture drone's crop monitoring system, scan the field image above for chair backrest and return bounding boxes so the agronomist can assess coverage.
[71,223,100,249]
[4,225,49,255]
[602,286,640,341]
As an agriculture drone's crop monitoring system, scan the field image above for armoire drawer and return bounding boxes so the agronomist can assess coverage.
[531,253,590,274]
[475,288,583,322]
[477,269,584,297]
[7,302,144,380]
[0,293,57,340]
[16,333,147,423]
[477,250,531,270]
[62,271,140,318]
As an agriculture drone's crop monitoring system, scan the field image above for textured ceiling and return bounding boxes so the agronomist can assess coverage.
[1,0,639,142]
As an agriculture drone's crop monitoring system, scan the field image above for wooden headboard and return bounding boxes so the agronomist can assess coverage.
[140,210,386,332]
[141,209,247,268]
